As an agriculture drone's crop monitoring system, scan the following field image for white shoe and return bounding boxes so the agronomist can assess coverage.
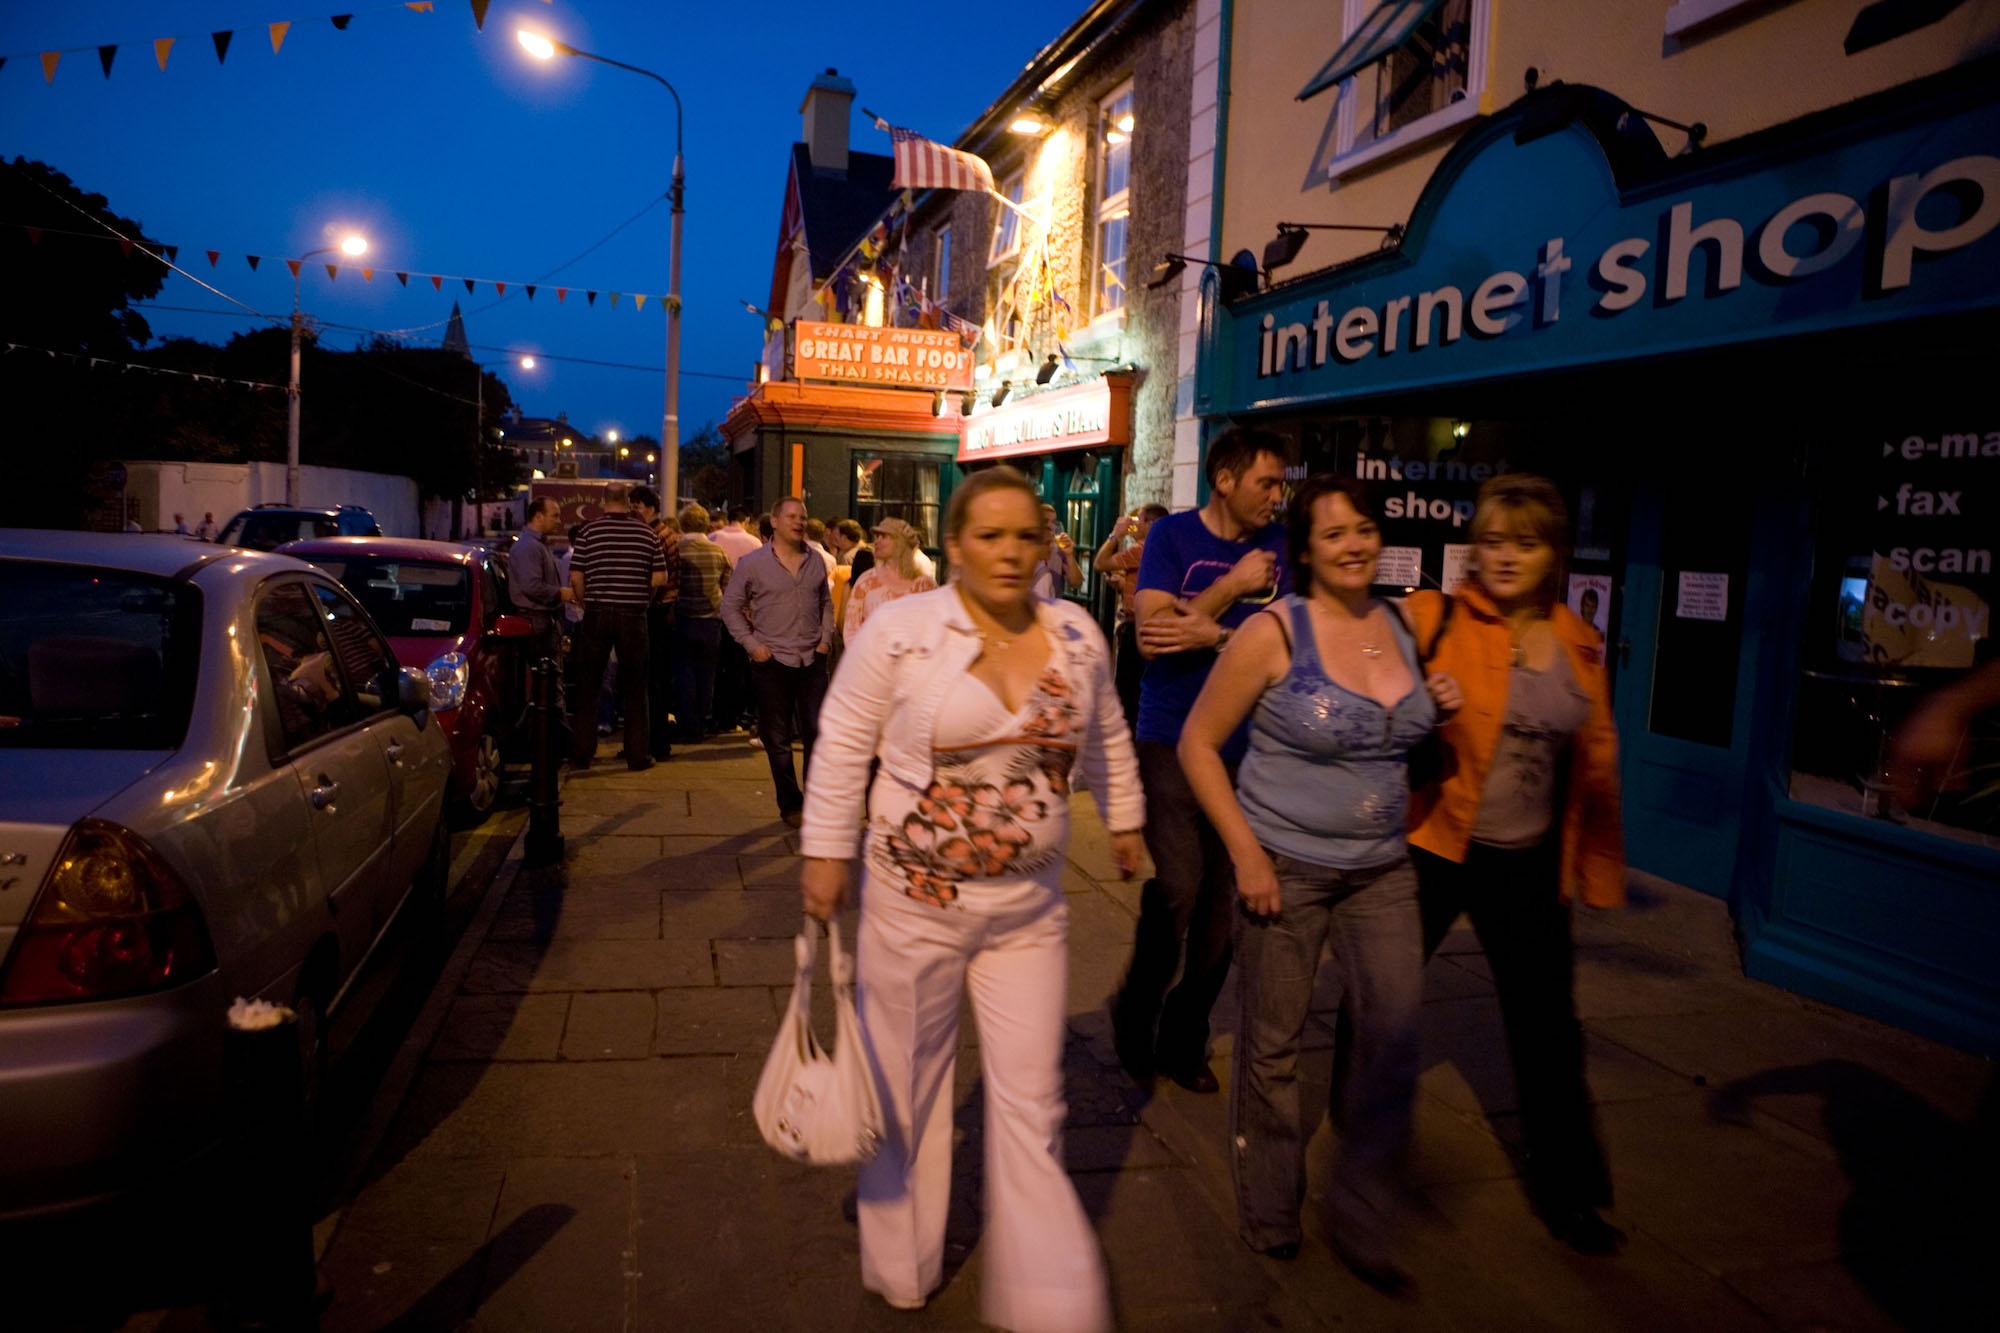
[879,1292,927,1311]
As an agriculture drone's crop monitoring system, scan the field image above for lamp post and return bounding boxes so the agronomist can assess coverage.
[520,29,684,506]
[463,354,537,539]
[287,234,368,506]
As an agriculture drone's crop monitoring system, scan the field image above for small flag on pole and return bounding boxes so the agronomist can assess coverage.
[881,122,994,194]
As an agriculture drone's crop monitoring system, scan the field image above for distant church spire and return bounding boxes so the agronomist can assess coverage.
[443,300,471,358]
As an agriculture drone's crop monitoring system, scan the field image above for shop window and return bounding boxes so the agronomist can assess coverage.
[935,226,952,305]
[990,172,1025,262]
[1097,85,1134,316]
[1788,427,1997,849]
[852,453,942,551]
[1316,0,1489,180]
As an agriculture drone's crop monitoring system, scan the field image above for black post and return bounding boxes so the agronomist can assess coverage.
[525,653,565,866]
[212,1004,318,1331]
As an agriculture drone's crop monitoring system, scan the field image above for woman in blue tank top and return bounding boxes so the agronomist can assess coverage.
[1177,474,1458,1292]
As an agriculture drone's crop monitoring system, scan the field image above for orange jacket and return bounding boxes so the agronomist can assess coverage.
[1404,585,1626,907]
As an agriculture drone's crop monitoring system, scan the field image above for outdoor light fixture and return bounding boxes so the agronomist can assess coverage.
[1035,351,1124,384]
[959,391,977,417]
[646,452,656,463]
[1263,220,1406,275]
[1453,421,1470,439]
[285,230,372,505]
[931,390,947,417]
[607,429,619,443]
[519,355,536,369]
[517,30,559,60]
[619,446,630,457]
[338,235,368,256]
[1010,116,1050,135]
[1147,253,1217,290]
[991,380,1012,409]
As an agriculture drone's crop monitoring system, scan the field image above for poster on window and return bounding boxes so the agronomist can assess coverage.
[1567,573,1612,642]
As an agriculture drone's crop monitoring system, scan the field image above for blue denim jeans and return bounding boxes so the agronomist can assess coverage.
[1230,852,1423,1253]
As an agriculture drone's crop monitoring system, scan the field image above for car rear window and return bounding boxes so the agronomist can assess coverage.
[303,558,472,636]
[0,562,201,750]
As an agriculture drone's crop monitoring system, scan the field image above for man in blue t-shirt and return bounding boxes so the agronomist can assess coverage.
[1113,427,1290,1093]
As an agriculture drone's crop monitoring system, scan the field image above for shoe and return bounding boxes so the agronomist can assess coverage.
[1545,1206,1626,1256]
[746,735,764,750]
[627,756,656,772]
[782,809,804,829]
[1160,1059,1220,1094]
[1330,1231,1412,1296]
[879,1291,927,1311]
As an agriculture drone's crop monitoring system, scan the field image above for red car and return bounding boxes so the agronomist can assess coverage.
[279,536,534,823]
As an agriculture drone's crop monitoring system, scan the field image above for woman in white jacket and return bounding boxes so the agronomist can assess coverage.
[800,466,1146,1331]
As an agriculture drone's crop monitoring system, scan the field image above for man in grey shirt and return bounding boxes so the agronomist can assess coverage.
[721,496,831,826]
[511,497,571,661]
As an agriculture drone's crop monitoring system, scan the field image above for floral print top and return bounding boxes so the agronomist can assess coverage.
[866,661,1079,908]
[844,567,938,641]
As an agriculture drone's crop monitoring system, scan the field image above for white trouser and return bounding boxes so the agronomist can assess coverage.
[855,879,1111,1333]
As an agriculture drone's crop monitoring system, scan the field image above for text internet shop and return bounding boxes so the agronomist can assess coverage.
[1256,153,2000,379]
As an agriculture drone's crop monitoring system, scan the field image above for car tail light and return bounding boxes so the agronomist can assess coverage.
[0,819,216,1006]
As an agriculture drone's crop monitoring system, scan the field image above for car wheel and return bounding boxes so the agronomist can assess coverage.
[450,731,501,827]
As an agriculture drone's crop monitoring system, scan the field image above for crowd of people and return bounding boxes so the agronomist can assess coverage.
[776,430,1637,1330]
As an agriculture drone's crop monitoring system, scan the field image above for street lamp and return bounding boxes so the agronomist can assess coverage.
[463,352,539,540]
[287,232,368,505]
[520,28,684,506]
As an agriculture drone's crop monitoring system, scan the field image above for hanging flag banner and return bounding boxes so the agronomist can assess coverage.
[794,320,976,391]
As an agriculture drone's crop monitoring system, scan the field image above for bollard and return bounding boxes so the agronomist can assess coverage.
[211,998,319,1332]
[525,653,565,866]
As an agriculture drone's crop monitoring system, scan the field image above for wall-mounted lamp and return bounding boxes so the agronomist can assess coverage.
[1148,251,1264,301]
[959,391,977,417]
[1452,420,1469,439]
[1010,115,1050,135]
[990,380,1013,409]
[742,300,784,333]
[1035,351,1124,384]
[1263,220,1406,275]
[931,390,947,417]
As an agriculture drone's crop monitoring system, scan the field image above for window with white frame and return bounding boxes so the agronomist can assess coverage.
[1096,83,1134,316]
[935,226,952,305]
[990,172,1025,261]
[1311,0,1489,176]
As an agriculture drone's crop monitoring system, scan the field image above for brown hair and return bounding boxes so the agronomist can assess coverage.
[678,502,709,531]
[1204,426,1289,491]
[1285,474,1377,596]
[944,465,1042,539]
[1471,474,1570,605]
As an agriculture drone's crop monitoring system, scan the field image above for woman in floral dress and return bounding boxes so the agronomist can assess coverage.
[842,516,936,641]
[800,467,1145,1331]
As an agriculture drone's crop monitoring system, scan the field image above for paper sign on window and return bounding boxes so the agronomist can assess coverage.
[1676,571,1729,621]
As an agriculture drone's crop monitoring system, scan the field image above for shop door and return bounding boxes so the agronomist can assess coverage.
[1613,480,1759,895]
[1058,453,1118,625]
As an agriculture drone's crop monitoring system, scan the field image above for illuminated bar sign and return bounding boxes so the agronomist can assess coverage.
[959,378,1125,462]
[794,320,975,391]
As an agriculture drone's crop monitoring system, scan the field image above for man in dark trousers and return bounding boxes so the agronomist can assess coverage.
[568,482,667,771]
[511,497,572,663]
[720,495,831,827]
[630,485,680,762]
[1112,427,1291,1092]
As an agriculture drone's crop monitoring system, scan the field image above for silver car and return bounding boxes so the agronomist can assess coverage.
[0,532,452,1220]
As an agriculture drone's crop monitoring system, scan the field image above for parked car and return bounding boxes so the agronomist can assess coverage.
[278,536,534,824]
[0,531,453,1223]
[216,503,381,552]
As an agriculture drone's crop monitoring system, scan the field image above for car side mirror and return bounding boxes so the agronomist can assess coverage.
[397,666,433,727]
[489,614,534,640]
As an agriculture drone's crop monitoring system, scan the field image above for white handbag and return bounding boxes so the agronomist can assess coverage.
[753,916,883,1166]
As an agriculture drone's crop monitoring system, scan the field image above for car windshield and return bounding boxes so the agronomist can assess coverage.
[0,562,200,750]
[306,557,472,637]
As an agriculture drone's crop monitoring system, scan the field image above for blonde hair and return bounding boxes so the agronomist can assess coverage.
[1471,474,1570,605]
[871,517,924,580]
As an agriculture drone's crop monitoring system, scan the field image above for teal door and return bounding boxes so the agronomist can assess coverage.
[1613,480,1762,895]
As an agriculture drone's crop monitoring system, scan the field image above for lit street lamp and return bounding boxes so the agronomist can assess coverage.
[520,28,684,506]
[287,233,367,505]
[463,353,537,539]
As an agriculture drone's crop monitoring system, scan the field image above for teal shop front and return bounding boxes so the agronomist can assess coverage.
[1196,61,2000,1051]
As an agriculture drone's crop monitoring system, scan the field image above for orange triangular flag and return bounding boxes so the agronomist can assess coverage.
[286,259,302,278]
[155,38,175,70]
[361,268,373,282]
[405,2,435,11]
[634,294,647,312]
[494,281,506,297]
[206,250,219,266]
[556,288,566,302]
[41,52,60,83]
[270,21,290,54]
[325,264,338,281]
[430,274,443,291]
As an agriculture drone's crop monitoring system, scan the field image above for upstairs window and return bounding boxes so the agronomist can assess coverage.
[990,172,1025,261]
[1303,0,1489,178]
[1096,84,1134,316]
[935,225,952,305]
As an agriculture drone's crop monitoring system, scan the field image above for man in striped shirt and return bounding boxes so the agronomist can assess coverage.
[568,481,668,771]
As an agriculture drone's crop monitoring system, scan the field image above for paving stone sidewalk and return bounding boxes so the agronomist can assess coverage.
[317,736,1995,1332]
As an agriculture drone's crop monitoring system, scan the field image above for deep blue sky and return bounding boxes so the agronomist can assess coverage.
[1,1,1087,446]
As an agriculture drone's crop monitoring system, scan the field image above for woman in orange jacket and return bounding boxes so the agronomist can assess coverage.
[1403,473,1627,1257]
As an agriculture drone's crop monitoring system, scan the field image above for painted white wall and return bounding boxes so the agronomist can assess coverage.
[123,460,421,537]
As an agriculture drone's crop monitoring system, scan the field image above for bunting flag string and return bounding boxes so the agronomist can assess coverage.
[0,220,673,313]
[4,2,550,81]
[2,341,285,391]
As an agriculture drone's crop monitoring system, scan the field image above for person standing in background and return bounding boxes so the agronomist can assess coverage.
[721,496,832,826]
[511,497,573,662]
[1097,503,1170,732]
[195,511,218,541]
[1111,428,1290,1094]
[568,482,667,772]
[1032,503,1082,602]
[631,485,680,762]
[172,513,189,536]
[674,502,731,743]
[843,518,936,641]
[709,507,763,735]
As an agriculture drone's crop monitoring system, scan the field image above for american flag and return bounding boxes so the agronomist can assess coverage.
[881,122,995,195]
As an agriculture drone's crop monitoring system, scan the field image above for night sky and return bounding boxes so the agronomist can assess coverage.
[1,1,1086,448]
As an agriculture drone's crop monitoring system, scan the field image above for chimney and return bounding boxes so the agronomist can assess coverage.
[801,67,856,174]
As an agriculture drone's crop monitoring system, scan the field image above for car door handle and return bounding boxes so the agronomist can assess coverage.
[385,741,404,765]
[311,778,341,811]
